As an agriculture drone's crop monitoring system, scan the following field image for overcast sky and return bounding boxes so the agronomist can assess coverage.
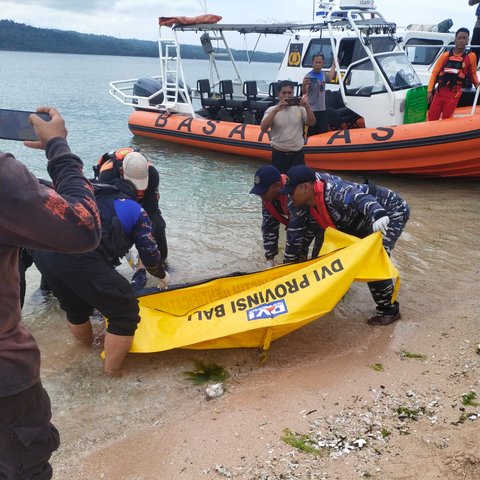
[2,0,477,51]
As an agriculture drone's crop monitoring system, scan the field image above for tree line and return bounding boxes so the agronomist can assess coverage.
[0,20,282,62]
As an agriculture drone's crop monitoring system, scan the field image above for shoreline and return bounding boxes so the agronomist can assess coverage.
[50,279,480,479]
[21,175,479,480]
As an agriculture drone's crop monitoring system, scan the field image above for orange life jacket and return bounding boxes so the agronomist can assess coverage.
[262,174,289,226]
[437,49,471,89]
[93,147,139,179]
[95,148,151,199]
[309,180,336,230]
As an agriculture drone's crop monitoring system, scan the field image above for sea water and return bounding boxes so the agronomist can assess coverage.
[1,51,479,477]
[0,51,277,287]
[1,48,479,315]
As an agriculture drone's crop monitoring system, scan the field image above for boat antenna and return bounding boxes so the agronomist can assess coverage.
[314,0,336,22]
[198,0,208,13]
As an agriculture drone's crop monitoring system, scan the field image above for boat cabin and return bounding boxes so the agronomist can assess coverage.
[110,0,427,130]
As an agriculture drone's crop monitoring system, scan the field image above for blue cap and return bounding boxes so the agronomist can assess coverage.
[279,165,316,194]
[250,165,281,195]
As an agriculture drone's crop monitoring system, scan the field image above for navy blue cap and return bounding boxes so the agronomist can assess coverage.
[279,165,316,194]
[250,165,281,195]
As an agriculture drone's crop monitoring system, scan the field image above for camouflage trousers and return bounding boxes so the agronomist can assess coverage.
[368,195,410,313]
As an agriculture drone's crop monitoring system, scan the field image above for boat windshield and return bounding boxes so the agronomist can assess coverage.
[376,52,422,91]
[404,38,444,65]
[344,52,422,96]
[302,36,396,69]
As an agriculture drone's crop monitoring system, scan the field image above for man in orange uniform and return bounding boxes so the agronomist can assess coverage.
[427,27,479,120]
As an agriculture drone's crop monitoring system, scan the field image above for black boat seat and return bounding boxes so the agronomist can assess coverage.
[197,79,225,119]
[243,81,270,109]
[268,81,282,105]
[325,89,361,130]
[219,80,247,110]
[219,80,247,122]
[243,81,271,123]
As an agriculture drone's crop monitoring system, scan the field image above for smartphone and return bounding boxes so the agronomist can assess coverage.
[0,109,51,141]
[285,97,301,106]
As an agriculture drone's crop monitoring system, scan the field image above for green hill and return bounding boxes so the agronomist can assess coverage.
[0,19,282,62]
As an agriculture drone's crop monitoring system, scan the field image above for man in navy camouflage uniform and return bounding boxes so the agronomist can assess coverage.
[280,165,409,325]
[250,165,318,267]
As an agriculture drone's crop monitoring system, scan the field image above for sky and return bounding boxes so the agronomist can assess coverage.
[1,0,477,52]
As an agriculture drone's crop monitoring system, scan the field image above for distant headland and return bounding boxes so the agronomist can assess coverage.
[0,19,283,62]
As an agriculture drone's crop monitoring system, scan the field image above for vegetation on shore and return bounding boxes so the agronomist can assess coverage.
[0,19,283,62]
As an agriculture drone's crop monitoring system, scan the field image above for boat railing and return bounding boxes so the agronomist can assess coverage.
[471,86,480,115]
[327,6,399,114]
[109,77,163,110]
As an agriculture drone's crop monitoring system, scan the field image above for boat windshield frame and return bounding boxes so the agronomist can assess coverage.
[324,6,422,113]
[374,51,422,92]
[343,51,422,98]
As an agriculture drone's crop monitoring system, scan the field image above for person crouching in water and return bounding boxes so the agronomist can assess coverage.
[280,165,410,326]
[31,152,170,376]
[96,148,168,290]
[250,164,334,267]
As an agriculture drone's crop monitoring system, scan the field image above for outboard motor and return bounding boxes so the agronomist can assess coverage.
[133,76,191,106]
[133,77,164,105]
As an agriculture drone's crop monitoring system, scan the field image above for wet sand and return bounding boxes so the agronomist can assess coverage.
[22,174,480,479]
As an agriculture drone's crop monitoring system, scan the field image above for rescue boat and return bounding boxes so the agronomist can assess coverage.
[110,0,480,178]
[128,105,480,177]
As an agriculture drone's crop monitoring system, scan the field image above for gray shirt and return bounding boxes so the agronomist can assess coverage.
[263,105,307,152]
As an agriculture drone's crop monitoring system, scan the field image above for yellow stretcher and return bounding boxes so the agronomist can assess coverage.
[130,229,399,353]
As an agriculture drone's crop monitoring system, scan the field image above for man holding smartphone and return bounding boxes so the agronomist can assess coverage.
[261,80,315,173]
[302,53,336,136]
[0,107,101,479]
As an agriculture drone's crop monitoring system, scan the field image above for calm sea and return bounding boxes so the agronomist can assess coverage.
[2,53,480,462]
[0,50,278,288]
[1,50,479,318]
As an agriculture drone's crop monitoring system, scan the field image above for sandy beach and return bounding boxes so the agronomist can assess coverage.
[22,176,480,480]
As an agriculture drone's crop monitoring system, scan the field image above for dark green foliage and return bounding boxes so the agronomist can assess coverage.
[370,363,384,372]
[396,406,424,420]
[401,350,427,361]
[0,19,283,62]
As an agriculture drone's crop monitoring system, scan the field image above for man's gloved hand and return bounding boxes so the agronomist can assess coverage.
[265,259,275,269]
[158,271,171,290]
[372,216,390,235]
[131,267,147,291]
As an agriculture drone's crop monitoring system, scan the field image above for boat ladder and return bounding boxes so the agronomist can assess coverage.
[158,38,195,115]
